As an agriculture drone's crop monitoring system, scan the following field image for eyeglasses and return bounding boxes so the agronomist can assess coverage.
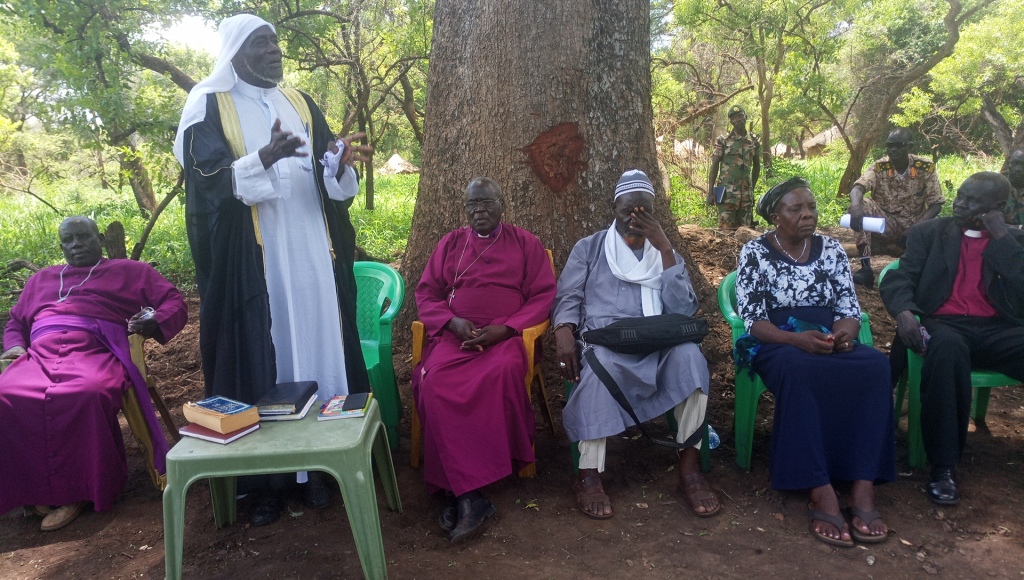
[464,199,500,212]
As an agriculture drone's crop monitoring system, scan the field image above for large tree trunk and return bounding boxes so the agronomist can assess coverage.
[403,0,713,323]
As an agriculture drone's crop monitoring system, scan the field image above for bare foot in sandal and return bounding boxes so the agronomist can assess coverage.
[677,447,720,517]
[573,468,612,519]
[849,480,888,543]
[808,484,853,547]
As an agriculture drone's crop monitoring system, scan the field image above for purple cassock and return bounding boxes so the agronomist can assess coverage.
[1,259,187,514]
[413,223,556,496]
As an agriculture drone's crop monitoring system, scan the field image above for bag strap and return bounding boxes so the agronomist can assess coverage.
[582,346,704,450]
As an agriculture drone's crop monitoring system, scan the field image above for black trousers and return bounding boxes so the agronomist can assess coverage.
[920,316,1024,467]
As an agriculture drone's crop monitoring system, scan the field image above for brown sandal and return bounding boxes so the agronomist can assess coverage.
[573,473,613,519]
[678,472,721,517]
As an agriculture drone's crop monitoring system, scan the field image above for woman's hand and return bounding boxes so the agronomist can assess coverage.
[831,318,860,354]
[554,325,580,382]
[790,330,836,355]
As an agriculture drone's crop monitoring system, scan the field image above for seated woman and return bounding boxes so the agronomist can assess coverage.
[735,177,896,547]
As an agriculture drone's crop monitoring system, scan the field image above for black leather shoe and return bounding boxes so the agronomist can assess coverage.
[250,492,283,526]
[438,491,457,533]
[852,266,875,288]
[303,473,333,510]
[448,493,497,544]
[927,467,960,505]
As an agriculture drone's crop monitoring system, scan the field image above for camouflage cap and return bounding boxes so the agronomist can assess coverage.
[728,105,746,119]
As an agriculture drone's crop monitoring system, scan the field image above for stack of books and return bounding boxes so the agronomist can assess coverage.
[318,392,373,421]
[181,396,261,444]
[255,380,319,421]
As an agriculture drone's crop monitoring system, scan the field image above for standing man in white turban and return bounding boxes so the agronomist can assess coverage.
[175,14,373,526]
[552,170,720,521]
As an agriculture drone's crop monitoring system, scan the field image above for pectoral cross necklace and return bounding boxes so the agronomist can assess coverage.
[57,259,103,303]
[447,224,502,306]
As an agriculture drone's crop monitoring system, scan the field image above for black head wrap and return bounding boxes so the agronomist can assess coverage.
[756,176,811,222]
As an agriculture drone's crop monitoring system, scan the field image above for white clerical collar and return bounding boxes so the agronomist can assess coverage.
[964,229,983,238]
[235,78,280,100]
[476,223,503,238]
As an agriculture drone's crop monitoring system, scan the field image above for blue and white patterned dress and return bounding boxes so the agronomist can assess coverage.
[735,232,896,490]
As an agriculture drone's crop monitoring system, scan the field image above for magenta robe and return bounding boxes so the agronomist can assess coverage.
[413,223,556,495]
[1,259,187,514]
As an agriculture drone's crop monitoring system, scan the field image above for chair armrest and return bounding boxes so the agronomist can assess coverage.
[521,319,550,345]
[411,320,425,367]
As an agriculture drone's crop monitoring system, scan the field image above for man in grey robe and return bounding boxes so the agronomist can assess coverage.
[553,170,720,520]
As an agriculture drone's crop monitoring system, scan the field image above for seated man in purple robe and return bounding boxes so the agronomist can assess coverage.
[413,177,557,543]
[0,217,188,531]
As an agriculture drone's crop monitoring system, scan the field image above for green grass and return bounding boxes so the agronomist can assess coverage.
[350,174,419,260]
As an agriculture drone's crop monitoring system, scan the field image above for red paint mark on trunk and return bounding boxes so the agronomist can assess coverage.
[520,122,587,193]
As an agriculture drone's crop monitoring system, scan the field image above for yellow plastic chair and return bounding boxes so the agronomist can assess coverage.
[1,334,175,490]
[878,259,1023,468]
[162,400,401,580]
[718,271,873,470]
[409,250,556,479]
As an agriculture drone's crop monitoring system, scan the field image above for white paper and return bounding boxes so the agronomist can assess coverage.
[840,214,886,234]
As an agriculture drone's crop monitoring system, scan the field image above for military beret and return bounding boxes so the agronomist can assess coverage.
[728,105,746,118]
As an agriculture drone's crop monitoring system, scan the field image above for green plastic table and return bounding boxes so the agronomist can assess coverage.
[162,399,401,580]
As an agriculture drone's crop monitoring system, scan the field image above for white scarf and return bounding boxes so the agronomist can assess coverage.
[173,15,274,166]
[603,221,664,316]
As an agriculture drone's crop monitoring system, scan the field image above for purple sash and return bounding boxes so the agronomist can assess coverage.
[30,314,168,474]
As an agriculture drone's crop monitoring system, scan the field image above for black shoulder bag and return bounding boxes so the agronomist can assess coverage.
[581,313,709,449]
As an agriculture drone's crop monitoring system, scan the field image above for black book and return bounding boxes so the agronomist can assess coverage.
[255,381,319,416]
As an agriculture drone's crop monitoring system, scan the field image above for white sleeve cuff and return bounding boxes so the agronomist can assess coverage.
[231,151,286,205]
[325,164,358,201]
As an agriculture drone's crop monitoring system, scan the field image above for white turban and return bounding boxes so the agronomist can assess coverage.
[173,14,275,166]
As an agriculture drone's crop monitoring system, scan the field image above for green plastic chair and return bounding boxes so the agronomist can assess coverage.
[718,271,874,470]
[354,261,405,450]
[878,259,1022,468]
[162,400,401,580]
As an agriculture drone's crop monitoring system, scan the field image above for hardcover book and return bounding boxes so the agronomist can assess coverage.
[255,381,319,416]
[317,392,374,421]
[183,397,260,434]
[180,422,260,444]
[259,393,319,422]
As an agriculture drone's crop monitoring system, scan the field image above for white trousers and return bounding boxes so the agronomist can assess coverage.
[578,390,707,473]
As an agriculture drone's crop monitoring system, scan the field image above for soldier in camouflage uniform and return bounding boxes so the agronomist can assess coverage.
[1001,149,1024,226]
[708,105,760,229]
[848,128,944,286]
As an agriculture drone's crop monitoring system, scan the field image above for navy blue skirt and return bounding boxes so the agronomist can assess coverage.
[752,309,896,490]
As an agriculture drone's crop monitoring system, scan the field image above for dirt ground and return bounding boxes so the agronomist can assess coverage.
[3,225,1024,579]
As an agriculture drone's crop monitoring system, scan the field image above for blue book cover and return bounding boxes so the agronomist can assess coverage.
[194,396,253,415]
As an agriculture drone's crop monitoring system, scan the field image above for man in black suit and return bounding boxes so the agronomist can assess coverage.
[880,171,1024,505]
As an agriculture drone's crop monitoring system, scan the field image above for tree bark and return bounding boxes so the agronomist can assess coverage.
[118,143,157,215]
[403,0,713,324]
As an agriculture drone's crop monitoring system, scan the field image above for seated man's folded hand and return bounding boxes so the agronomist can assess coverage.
[460,324,514,351]
[445,317,477,342]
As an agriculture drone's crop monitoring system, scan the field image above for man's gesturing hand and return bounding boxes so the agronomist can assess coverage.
[259,118,308,169]
[338,132,374,166]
